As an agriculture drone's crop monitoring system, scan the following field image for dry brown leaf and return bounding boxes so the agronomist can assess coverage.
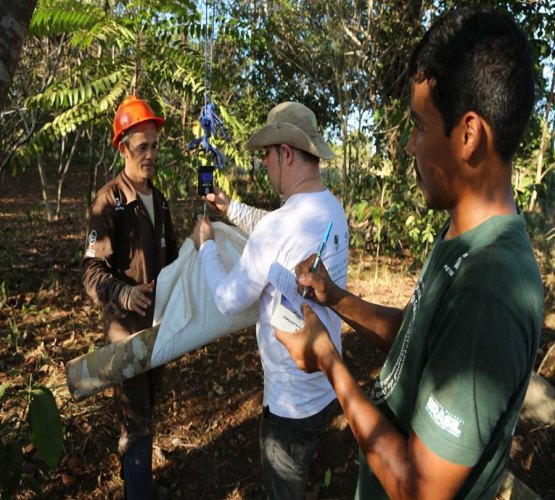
[67,456,87,476]
[61,472,77,487]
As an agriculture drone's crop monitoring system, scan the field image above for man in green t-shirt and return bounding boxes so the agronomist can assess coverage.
[275,6,544,499]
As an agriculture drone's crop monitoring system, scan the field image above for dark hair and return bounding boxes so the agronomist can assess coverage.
[408,7,535,162]
[270,144,320,165]
[293,147,319,165]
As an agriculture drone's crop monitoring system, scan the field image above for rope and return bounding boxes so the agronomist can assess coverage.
[205,0,214,106]
[188,0,229,169]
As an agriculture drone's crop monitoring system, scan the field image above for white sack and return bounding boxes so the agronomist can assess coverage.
[151,222,259,366]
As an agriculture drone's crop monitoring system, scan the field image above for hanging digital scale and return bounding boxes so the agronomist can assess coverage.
[197,165,215,196]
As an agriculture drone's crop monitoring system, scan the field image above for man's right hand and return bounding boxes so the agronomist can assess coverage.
[295,254,342,307]
[192,214,215,250]
[205,186,230,216]
[120,281,155,316]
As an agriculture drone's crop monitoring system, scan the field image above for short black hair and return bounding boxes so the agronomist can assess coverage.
[409,7,535,162]
[293,147,319,165]
[269,145,320,165]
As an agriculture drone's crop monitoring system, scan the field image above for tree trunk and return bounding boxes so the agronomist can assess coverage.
[55,131,81,219]
[37,154,53,222]
[66,324,160,401]
[528,67,555,212]
[0,0,38,111]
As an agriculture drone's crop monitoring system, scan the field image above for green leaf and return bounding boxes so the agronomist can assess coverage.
[0,383,8,398]
[0,442,23,498]
[371,207,383,227]
[353,200,369,222]
[324,468,332,487]
[27,387,63,470]
[20,473,42,496]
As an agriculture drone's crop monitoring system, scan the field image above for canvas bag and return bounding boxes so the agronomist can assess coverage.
[151,221,259,366]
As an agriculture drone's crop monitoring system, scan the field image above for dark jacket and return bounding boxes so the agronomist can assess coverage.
[82,170,178,341]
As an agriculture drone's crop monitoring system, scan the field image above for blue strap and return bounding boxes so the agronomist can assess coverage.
[188,103,229,169]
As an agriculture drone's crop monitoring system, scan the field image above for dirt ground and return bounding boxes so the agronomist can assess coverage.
[0,167,553,499]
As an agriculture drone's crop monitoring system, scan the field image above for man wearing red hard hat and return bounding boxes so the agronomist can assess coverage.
[83,95,178,499]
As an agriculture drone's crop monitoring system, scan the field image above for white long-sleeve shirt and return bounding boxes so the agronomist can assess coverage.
[199,190,349,418]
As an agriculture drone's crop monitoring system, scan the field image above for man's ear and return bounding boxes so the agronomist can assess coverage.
[118,141,127,157]
[281,144,295,166]
[460,112,484,162]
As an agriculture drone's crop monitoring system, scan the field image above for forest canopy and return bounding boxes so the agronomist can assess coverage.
[1,0,552,261]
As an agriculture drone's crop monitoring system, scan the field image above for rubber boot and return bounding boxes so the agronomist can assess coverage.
[122,434,153,500]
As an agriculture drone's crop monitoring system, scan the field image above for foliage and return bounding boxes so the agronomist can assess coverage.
[0,382,63,498]
[312,467,332,496]
[4,0,208,206]
[2,0,554,260]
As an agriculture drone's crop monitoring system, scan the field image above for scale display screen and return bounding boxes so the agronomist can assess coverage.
[198,166,215,196]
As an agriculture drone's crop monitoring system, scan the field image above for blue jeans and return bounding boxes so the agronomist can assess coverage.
[122,434,152,500]
[259,400,337,500]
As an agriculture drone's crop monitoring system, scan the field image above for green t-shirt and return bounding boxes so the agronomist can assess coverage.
[356,212,543,499]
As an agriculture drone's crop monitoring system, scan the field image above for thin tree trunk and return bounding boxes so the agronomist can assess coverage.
[341,121,348,201]
[0,0,38,110]
[0,109,37,175]
[87,125,95,207]
[55,131,81,219]
[529,67,555,212]
[36,154,53,221]
[106,150,119,182]
[87,128,108,206]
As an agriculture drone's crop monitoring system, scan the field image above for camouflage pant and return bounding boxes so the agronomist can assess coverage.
[114,365,165,456]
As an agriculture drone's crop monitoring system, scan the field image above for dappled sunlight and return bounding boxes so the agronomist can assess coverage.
[0,143,552,500]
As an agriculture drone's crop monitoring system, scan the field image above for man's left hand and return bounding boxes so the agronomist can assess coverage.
[274,303,338,373]
[192,214,215,250]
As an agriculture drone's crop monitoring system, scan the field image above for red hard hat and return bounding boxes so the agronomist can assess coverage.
[112,95,165,148]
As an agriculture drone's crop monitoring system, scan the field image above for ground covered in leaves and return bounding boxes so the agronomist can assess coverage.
[0,168,553,499]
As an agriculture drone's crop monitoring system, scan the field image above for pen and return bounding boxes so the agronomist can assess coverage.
[302,221,333,298]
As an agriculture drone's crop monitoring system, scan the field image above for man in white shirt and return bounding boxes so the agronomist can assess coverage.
[192,102,349,499]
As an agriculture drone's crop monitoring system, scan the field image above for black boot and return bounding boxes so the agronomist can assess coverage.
[122,434,153,500]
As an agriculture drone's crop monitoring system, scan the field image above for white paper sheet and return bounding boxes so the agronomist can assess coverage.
[267,261,328,324]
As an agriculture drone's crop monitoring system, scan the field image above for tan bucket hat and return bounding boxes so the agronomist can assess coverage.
[246,102,334,160]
